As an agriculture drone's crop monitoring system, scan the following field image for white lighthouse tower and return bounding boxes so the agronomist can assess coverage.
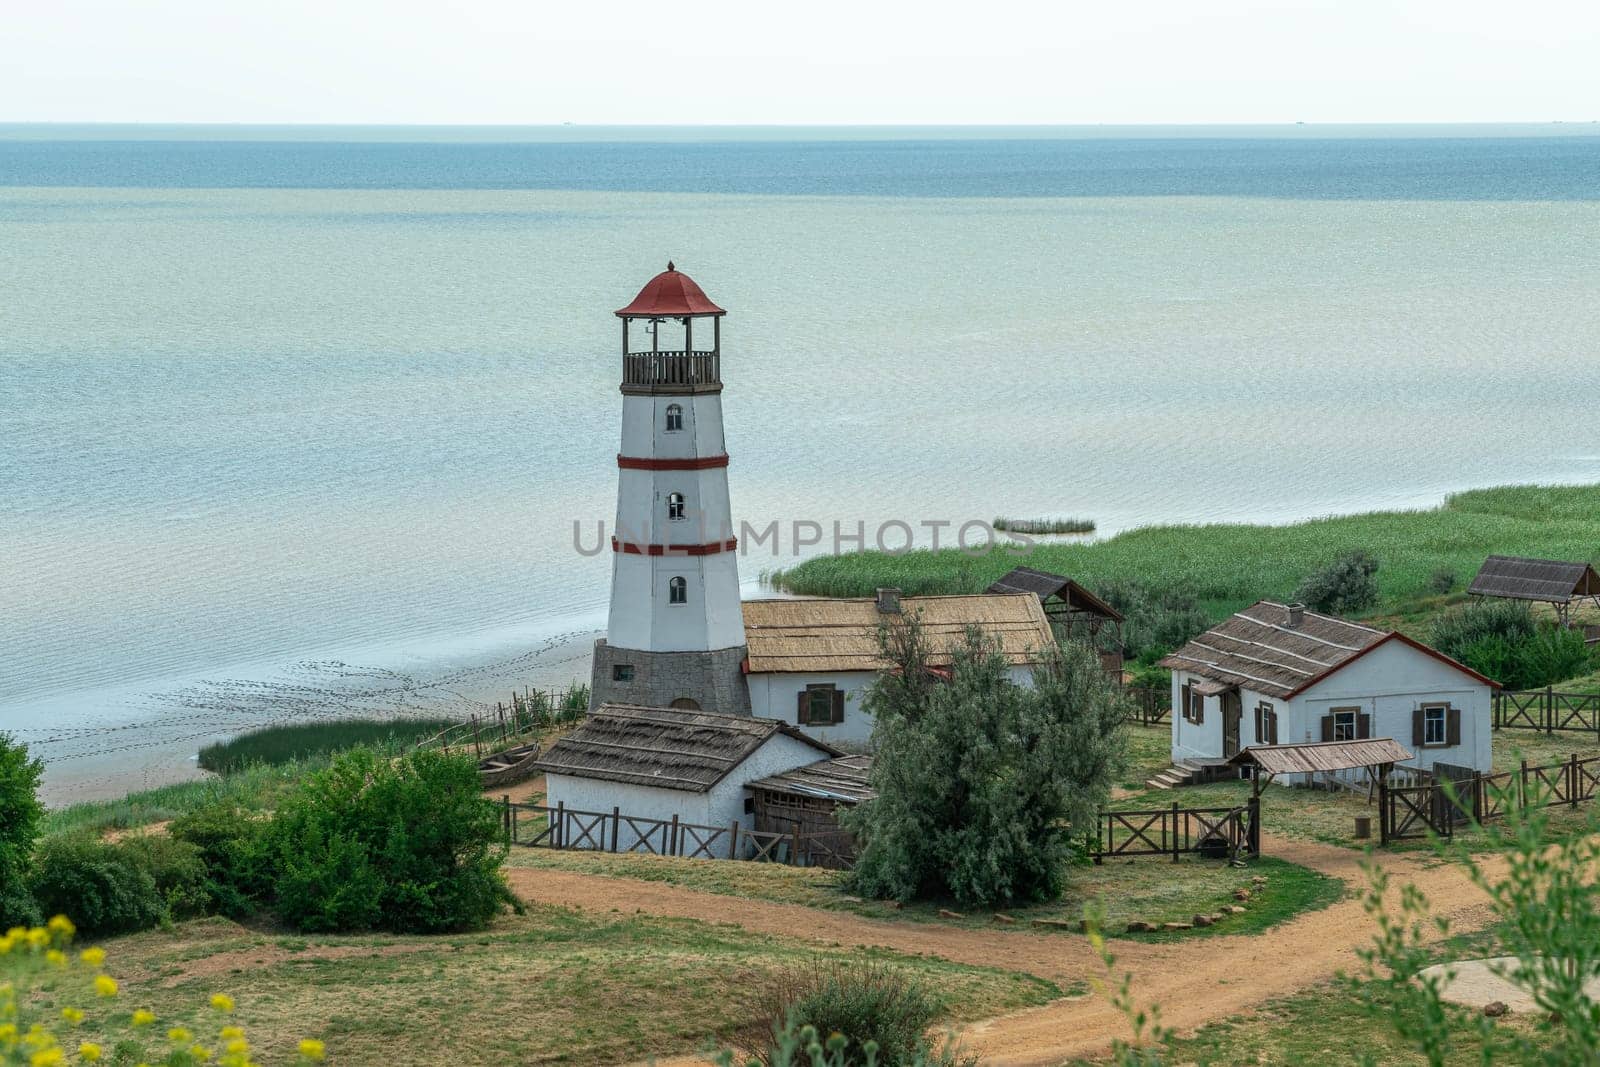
[589,264,751,714]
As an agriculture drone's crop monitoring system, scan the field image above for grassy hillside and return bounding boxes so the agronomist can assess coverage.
[765,484,1600,620]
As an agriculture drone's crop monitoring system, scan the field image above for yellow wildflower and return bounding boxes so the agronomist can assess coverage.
[209,994,234,1014]
[46,916,75,938]
[167,1027,192,1043]
[189,1044,213,1061]
[131,1009,156,1027]
[77,948,105,968]
[218,1026,243,1040]
[59,1008,84,1025]
[78,1043,102,1062]
[25,929,49,948]
[298,1038,326,1061]
[92,975,118,998]
[30,1048,64,1067]
[225,1038,249,1055]
[44,950,66,967]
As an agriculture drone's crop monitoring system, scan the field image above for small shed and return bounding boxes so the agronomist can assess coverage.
[986,567,1124,675]
[1467,555,1600,627]
[747,754,875,869]
[1228,737,1414,793]
[533,704,840,854]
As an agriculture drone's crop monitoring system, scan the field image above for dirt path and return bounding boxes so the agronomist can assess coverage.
[506,832,1498,1066]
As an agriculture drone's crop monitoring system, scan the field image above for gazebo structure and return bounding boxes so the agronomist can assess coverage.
[986,566,1124,676]
[1467,555,1600,629]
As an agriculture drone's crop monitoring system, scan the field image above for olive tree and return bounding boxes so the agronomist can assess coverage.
[844,617,1126,908]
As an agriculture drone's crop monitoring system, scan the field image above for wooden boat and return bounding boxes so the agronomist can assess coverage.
[478,741,542,788]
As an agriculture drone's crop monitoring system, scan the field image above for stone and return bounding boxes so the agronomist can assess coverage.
[1192,914,1214,928]
[1482,1001,1509,1018]
[841,895,863,904]
[1160,922,1194,932]
[992,913,1016,925]
[1031,918,1074,930]
[1233,888,1253,902]
[1251,875,1268,885]
[938,909,965,920]
[1125,921,1157,933]
[1224,904,1248,915]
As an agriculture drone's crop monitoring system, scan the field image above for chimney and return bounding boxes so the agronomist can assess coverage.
[1285,602,1305,629]
[875,587,902,615]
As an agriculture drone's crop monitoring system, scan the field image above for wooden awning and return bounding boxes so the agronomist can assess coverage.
[1227,738,1413,775]
[1192,679,1236,697]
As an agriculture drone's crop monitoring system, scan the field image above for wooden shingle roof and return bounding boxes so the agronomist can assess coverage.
[747,755,876,804]
[1228,738,1414,774]
[1159,601,1497,699]
[1467,555,1600,604]
[986,566,1124,622]
[533,704,839,793]
[742,593,1055,674]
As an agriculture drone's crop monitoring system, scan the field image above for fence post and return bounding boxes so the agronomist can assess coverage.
[1520,759,1529,809]
[555,800,565,849]
[1171,801,1181,863]
[472,714,482,757]
[610,806,621,852]
[729,820,740,860]
[670,813,680,856]
[502,794,511,845]
[1378,775,1389,847]
[1547,686,1555,735]
[792,827,803,868]
[1247,794,1261,856]
[1572,753,1580,809]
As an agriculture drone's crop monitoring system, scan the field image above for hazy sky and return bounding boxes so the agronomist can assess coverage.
[7,0,1598,125]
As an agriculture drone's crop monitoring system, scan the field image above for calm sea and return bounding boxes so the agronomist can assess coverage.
[4,125,1600,798]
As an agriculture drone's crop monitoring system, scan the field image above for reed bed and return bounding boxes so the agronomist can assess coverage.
[197,717,461,774]
[991,516,1096,535]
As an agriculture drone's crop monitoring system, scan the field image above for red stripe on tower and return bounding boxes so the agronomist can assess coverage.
[611,537,739,556]
[616,454,730,470]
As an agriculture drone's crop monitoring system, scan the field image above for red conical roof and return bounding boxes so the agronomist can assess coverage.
[615,262,726,318]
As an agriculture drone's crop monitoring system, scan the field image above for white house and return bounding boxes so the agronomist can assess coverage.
[533,703,840,855]
[740,588,1055,746]
[1160,600,1497,777]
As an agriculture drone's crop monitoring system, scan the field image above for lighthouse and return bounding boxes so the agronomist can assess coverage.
[589,264,752,714]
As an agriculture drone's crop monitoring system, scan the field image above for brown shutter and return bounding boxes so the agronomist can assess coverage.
[1320,715,1333,742]
[831,688,845,724]
[1253,705,1262,742]
[1267,710,1278,745]
[1181,683,1191,722]
[1412,708,1425,746]
[796,689,808,724]
[1195,694,1204,724]
[1357,713,1371,740]
[1447,707,1462,746]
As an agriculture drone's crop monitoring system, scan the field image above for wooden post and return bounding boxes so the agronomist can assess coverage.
[1546,686,1555,735]
[611,806,621,852]
[792,827,803,868]
[1571,753,1580,809]
[503,794,511,844]
[670,813,680,856]
[472,714,482,758]
[1378,767,1390,847]
[1171,801,1181,863]
[498,708,508,745]
[1520,758,1529,809]
[729,820,741,861]
[1247,793,1261,856]
[555,800,565,849]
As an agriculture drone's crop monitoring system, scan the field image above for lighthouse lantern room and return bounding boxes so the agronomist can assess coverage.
[589,264,752,714]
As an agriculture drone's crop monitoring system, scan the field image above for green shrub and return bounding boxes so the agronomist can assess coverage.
[1094,581,1211,661]
[0,734,44,927]
[267,747,517,933]
[1426,568,1457,595]
[1294,550,1379,615]
[1430,600,1592,689]
[738,962,971,1067]
[117,833,209,921]
[29,835,168,937]
[167,801,273,918]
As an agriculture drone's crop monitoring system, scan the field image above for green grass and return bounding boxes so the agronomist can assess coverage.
[42,759,325,838]
[504,847,1340,943]
[197,718,462,774]
[992,516,1096,535]
[40,908,1058,1067]
[766,484,1600,624]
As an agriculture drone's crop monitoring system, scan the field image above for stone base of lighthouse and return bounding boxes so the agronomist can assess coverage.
[589,640,752,715]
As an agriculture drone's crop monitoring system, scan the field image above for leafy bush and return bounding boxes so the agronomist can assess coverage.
[1294,550,1380,615]
[846,623,1124,908]
[737,962,971,1067]
[0,734,44,927]
[1094,581,1212,661]
[1430,600,1592,688]
[29,835,170,937]
[267,747,517,933]
[1426,567,1457,595]
[168,800,275,918]
[117,833,210,921]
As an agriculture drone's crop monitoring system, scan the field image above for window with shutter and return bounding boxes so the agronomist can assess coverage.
[1447,706,1462,746]
[1181,683,1193,723]
[1330,709,1359,742]
[1356,713,1371,740]
[831,688,846,725]
[800,684,839,726]
[1255,702,1277,745]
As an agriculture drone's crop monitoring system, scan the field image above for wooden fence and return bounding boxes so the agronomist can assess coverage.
[1380,752,1600,843]
[1125,686,1170,727]
[1492,688,1600,735]
[502,800,856,869]
[416,685,589,757]
[1093,796,1260,863]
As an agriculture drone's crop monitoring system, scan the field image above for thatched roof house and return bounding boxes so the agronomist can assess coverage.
[1160,601,1496,778]
[535,704,840,856]
[740,591,1055,744]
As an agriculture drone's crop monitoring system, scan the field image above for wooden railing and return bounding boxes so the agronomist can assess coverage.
[415,685,587,757]
[1125,686,1170,727]
[1093,797,1259,863]
[503,800,855,869]
[1380,752,1600,843]
[623,350,720,388]
[1492,688,1600,734]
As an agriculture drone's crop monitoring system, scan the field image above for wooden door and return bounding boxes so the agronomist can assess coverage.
[1222,691,1242,758]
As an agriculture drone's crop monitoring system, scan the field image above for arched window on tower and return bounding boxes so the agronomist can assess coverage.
[667,492,685,520]
[664,404,683,432]
[668,577,687,604]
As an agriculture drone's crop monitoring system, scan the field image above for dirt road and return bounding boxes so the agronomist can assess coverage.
[505,833,1497,1066]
